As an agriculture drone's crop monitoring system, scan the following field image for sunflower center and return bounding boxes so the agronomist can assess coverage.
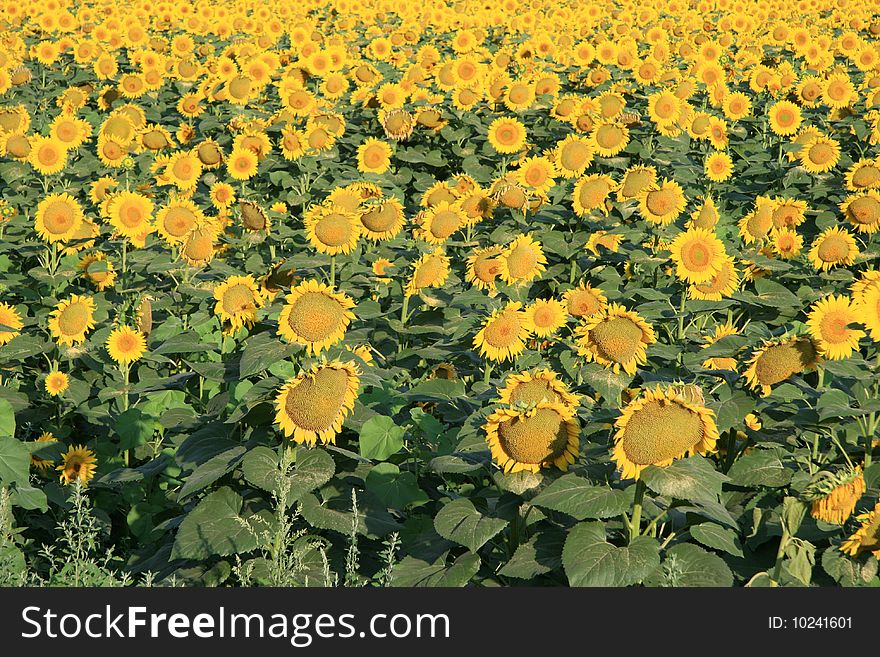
[285,292,345,342]
[852,166,880,188]
[474,256,501,283]
[484,313,522,347]
[848,197,880,224]
[595,124,623,149]
[590,316,644,364]
[819,311,852,344]
[568,290,601,317]
[497,125,517,145]
[524,165,547,186]
[508,84,530,104]
[579,179,610,207]
[363,146,386,167]
[646,188,674,215]
[560,141,590,170]
[221,284,256,314]
[116,333,138,353]
[38,144,60,165]
[497,408,569,465]
[314,214,353,247]
[817,235,848,262]
[361,204,397,232]
[755,341,815,386]
[622,399,704,465]
[121,203,146,228]
[429,209,460,239]
[533,306,556,327]
[809,143,834,165]
[43,201,75,234]
[57,303,89,336]
[163,207,197,236]
[413,256,444,288]
[284,367,350,432]
[621,170,652,198]
[507,379,559,405]
[506,244,539,279]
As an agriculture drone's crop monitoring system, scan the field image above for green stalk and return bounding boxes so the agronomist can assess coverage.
[628,479,647,543]
[329,256,336,287]
[677,289,687,341]
[484,360,493,384]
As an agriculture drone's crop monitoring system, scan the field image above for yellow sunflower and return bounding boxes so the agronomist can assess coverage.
[277,280,355,354]
[574,303,656,374]
[743,336,820,395]
[106,326,147,365]
[28,135,68,175]
[688,256,740,300]
[701,321,740,371]
[840,502,880,559]
[474,301,531,363]
[415,201,465,244]
[771,228,804,259]
[106,191,155,240]
[226,147,259,180]
[798,136,840,174]
[484,402,579,473]
[30,432,58,472]
[768,100,802,136]
[590,121,629,157]
[34,193,84,243]
[840,191,880,234]
[155,198,205,244]
[523,298,567,337]
[465,245,504,291]
[616,165,657,202]
[274,360,360,446]
[358,197,405,241]
[553,134,594,178]
[806,295,865,360]
[515,156,558,195]
[844,159,880,192]
[0,302,23,345]
[213,275,265,334]
[705,151,734,182]
[304,204,361,255]
[611,387,719,480]
[499,234,547,286]
[669,227,727,284]
[572,174,616,216]
[357,138,392,174]
[44,370,69,396]
[638,178,687,225]
[487,116,527,154]
[807,226,859,271]
[805,467,866,525]
[738,197,775,244]
[57,445,97,486]
[563,282,608,319]
[404,248,451,297]
[496,369,581,410]
[48,294,96,346]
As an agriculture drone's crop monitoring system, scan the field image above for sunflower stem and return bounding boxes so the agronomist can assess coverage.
[121,363,130,467]
[865,412,876,468]
[329,256,336,287]
[676,289,687,341]
[484,361,493,384]
[628,479,647,543]
[400,294,410,325]
[723,428,738,473]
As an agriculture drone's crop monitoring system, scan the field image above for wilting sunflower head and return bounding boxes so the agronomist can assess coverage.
[840,502,880,559]
[804,467,866,526]
[743,336,820,396]
[381,108,414,141]
[277,279,356,354]
[239,200,270,232]
[181,224,217,266]
[484,402,579,473]
[404,248,451,297]
[500,234,547,286]
[213,275,265,334]
[496,369,581,410]
[574,303,656,375]
[274,360,360,446]
[611,387,719,480]
[57,445,98,486]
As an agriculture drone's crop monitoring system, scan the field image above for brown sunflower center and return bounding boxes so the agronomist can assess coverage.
[221,284,256,314]
[852,166,880,189]
[429,209,460,239]
[817,235,848,262]
[560,141,591,170]
[848,196,880,225]
[286,292,345,342]
[484,313,522,347]
[43,201,76,234]
[590,316,644,365]
[808,143,834,165]
[497,408,569,465]
[755,340,816,386]
[314,213,353,247]
[622,399,704,465]
[646,188,675,216]
[57,303,90,336]
[284,367,350,432]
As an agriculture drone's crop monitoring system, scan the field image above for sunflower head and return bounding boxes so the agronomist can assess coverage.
[574,303,656,375]
[743,336,820,396]
[57,445,98,486]
[804,467,866,525]
[277,280,356,354]
[484,402,579,473]
[496,369,581,409]
[474,301,531,363]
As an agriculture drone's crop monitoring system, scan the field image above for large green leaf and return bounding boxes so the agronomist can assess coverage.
[391,552,480,587]
[433,498,508,552]
[531,474,632,519]
[358,415,405,461]
[689,522,744,557]
[365,463,430,509]
[562,522,660,587]
[171,487,263,560]
[641,456,728,504]
[0,436,29,485]
[727,449,792,487]
[660,543,734,586]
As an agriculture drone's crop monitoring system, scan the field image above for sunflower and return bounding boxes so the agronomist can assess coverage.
[770,197,807,229]
[844,159,880,192]
[768,100,802,136]
[213,275,265,334]
[239,200,270,232]
[840,191,880,234]
[771,228,804,259]
[106,326,147,365]
[590,121,629,157]
[808,226,859,271]
[34,192,84,243]
[553,134,594,177]
[738,197,775,244]
[705,151,734,182]
[616,165,657,202]
[106,191,154,239]
[487,116,527,154]
[798,136,840,173]
[474,301,531,363]
[700,321,740,371]
[404,248,451,297]
[499,234,547,286]
[586,231,623,255]
[48,294,96,346]
[687,196,720,229]
[515,156,558,195]
[304,205,361,255]
[807,295,865,360]
[465,245,503,291]
[357,138,392,174]
[381,109,414,142]
[669,227,727,284]
[858,281,880,341]
[563,282,608,319]
[57,445,97,486]
[44,370,69,396]
[574,303,656,374]
[638,178,687,225]
[840,502,880,559]
[209,182,236,210]
[805,467,866,525]
[164,150,203,189]
[572,174,616,216]
[30,432,58,472]
[415,201,465,244]
[484,402,579,473]
[0,302,23,345]
[611,387,719,480]
[277,280,356,354]
[181,224,218,266]
[743,336,820,395]
[156,198,206,244]
[496,369,581,409]
[688,256,740,301]
[227,147,259,180]
[27,135,68,175]
[274,360,360,446]
[358,197,405,240]
[523,298,567,337]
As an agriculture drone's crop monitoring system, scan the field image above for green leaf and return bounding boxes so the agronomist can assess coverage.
[116,408,156,450]
[241,446,279,494]
[171,487,263,560]
[391,552,480,587]
[365,463,430,509]
[710,386,755,433]
[287,448,336,503]
[753,277,801,308]
[562,522,660,587]
[433,498,508,552]
[406,378,466,402]
[0,436,29,485]
[727,449,792,487]
[641,456,728,504]
[0,399,14,438]
[690,522,744,557]
[239,332,292,379]
[498,529,565,580]
[662,543,734,586]
[531,474,632,519]
[358,415,405,461]
[11,484,48,511]
[582,364,632,405]
[178,446,247,500]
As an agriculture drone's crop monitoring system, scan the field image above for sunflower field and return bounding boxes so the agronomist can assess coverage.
[1,0,880,589]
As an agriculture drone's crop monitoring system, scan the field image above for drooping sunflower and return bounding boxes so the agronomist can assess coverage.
[574,303,656,374]
[611,387,719,480]
[213,275,266,334]
[0,302,24,345]
[474,301,531,363]
[840,502,880,560]
[563,282,608,319]
[106,326,147,365]
[304,204,361,255]
[806,295,865,360]
[48,294,96,346]
[616,165,657,202]
[484,402,579,473]
[357,138,392,174]
[700,321,740,371]
[181,224,218,266]
[106,191,155,240]
[807,226,859,271]
[358,197,405,240]
[57,445,97,486]
[465,245,504,291]
[523,298,567,337]
[34,193,84,243]
[688,256,740,301]
[404,248,451,297]
[415,201,465,244]
[844,159,880,192]
[553,134,594,178]
[805,467,866,525]
[572,174,616,216]
[496,369,581,409]
[840,191,880,234]
[743,335,820,395]
[638,178,687,225]
[44,370,69,396]
[277,280,356,354]
[30,432,58,472]
[274,360,360,446]
[487,116,527,154]
[669,227,727,284]
[499,234,547,286]
[239,200,270,232]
